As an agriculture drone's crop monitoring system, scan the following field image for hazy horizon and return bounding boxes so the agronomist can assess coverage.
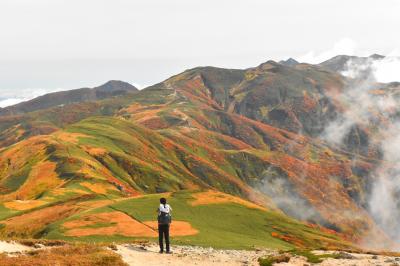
[1,0,399,107]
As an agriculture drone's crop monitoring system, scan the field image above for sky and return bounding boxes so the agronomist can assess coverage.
[0,0,399,107]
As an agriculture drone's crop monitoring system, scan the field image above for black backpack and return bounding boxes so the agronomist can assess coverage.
[158,211,172,224]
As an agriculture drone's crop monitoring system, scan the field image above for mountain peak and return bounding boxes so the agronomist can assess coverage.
[279,58,299,66]
[257,60,280,70]
[94,80,138,92]
[369,53,385,60]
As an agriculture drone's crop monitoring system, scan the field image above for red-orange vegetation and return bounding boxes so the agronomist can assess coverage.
[302,91,318,110]
[1,203,83,237]
[64,212,156,237]
[106,175,139,196]
[190,190,266,211]
[144,221,199,236]
[271,231,305,248]
[63,211,198,237]
[140,117,170,130]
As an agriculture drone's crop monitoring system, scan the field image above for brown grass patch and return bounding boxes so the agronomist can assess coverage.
[63,211,198,238]
[15,161,62,200]
[18,239,66,247]
[52,131,89,144]
[369,89,386,95]
[80,182,115,194]
[0,244,127,266]
[64,211,157,237]
[0,136,50,199]
[81,145,108,156]
[140,116,170,130]
[0,203,82,237]
[122,104,163,120]
[49,188,89,197]
[76,199,113,209]
[4,200,46,211]
[190,190,266,211]
[143,221,198,236]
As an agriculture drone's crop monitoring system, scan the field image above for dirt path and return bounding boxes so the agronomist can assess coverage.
[1,240,399,265]
[0,241,33,253]
[115,243,271,266]
[115,243,400,266]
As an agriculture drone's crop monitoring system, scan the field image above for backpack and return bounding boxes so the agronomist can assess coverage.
[158,211,172,224]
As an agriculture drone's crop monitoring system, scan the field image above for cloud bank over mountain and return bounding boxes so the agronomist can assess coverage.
[0,88,63,108]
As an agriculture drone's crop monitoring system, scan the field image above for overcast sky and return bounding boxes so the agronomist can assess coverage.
[0,0,399,106]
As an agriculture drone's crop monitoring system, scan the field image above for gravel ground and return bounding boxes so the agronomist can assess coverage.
[115,243,400,266]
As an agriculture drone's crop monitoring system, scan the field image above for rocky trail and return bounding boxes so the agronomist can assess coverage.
[114,242,400,266]
[1,240,400,265]
[115,243,271,266]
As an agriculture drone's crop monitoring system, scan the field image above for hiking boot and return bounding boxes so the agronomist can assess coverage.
[159,250,164,254]
[166,251,172,254]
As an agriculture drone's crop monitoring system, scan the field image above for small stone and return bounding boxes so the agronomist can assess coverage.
[372,255,378,259]
[33,243,45,249]
[337,251,356,260]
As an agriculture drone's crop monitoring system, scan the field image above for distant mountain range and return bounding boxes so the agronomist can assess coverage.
[318,54,385,73]
[0,55,398,250]
[0,80,138,116]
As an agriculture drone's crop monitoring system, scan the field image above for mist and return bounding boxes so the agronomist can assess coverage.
[320,55,400,248]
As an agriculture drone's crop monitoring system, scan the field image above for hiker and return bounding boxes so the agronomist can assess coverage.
[157,197,172,253]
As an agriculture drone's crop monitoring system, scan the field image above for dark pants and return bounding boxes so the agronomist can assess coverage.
[158,223,170,252]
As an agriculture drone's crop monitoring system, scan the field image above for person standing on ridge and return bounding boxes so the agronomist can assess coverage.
[157,197,172,253]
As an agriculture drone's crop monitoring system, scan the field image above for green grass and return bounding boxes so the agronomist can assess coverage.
[258,249,341,265]
[0,204,20,220]
[285,249,340,263]
[40,191,350,250]
[258,254,290,266]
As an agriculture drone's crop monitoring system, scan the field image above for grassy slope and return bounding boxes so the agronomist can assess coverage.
[42,191,351,250]
[0,113,376,247]
[0,63,388,249]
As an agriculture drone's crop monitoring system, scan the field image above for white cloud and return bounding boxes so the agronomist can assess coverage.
[297,38,359,64]
[372,57,400,83]
[0,98,23,108]
[0,87,63,108]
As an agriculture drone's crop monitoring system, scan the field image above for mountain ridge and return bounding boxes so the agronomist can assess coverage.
[0,80,138,116]
[0,55,398,250]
